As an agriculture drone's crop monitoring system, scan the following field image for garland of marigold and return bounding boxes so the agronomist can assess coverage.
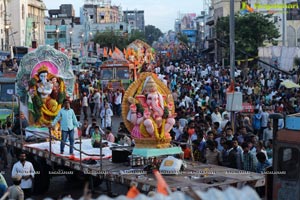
[160,119,166,141]
[140,123,151,138]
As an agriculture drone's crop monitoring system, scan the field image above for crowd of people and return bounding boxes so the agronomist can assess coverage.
[75,50,300,176]
[0,49,299,199]
[0,55,19,73]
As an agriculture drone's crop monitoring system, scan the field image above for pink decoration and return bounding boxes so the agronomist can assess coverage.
[31,61,59,78]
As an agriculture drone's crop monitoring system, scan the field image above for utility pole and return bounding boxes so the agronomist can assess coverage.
[69,31,72,48]
[4,0,9,51]
[282,0,286,46]
[229,0,235,81]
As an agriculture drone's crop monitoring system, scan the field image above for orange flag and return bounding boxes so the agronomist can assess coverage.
[109,48,113,57]
[128,48,132,56]
[126,185,140,198]
[153,170,170,196]
[226,79,235,93]
[103,47,108,57]
[114,47,122,55]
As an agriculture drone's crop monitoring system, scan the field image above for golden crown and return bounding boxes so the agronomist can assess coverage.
[37,65,49,74]
[143,76,158,94]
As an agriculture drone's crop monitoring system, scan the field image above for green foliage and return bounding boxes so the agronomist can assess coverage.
[177,33,189,46]
[93,30,128,50]
[93,25,163,50]
[128,30,146,43]
[216,12,280,59]
[145,25,163,45]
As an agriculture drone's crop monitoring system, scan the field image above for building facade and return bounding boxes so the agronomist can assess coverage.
[44,22,131,49]
[80,3,121,24]
[123,10,145,31]
[4,0,46,49]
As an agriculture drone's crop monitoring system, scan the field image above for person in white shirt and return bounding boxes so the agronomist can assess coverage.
[263,122,273,146]
[114,89,122,117]
[82,92,88,120]
[92,89,101,117]
[260,107,269,140]
[211,107,222,125]
[11,152,35,199]
[100,102,114,128]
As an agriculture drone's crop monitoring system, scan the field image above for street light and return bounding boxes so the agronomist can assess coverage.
[5,25,10,51]
[69,31,72,48]
[56,28,60,42]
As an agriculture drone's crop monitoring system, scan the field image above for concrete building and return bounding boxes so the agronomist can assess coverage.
[123,10,145,31]
[80,3,121,24]
[3,0,46,49]
[48,4,75,26]
[45,22,131,49]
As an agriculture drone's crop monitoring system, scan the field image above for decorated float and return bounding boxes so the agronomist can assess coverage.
[126,40,156,78]
[122,72,182,157]
[16,45,76,139]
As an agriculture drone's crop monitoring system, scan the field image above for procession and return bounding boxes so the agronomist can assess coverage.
[0,0,300,200]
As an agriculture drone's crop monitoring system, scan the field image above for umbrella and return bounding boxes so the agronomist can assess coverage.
[280,80,300,89]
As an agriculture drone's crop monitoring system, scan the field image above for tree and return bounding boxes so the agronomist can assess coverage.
[177,33,189,47]
[128,30,146,43]
[93,30,127,49]
[145,25,163,45]
[216,13,280,59]
[93,25,163,50]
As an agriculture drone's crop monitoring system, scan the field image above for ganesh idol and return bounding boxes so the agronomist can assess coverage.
[124,73,176,143]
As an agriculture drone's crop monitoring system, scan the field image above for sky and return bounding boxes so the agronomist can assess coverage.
[43,0,204,32]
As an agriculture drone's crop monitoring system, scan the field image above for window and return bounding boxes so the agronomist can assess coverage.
[100,69,113,80]
[46,32,57,39]
[278,147,299,180]
[116,68,129,79]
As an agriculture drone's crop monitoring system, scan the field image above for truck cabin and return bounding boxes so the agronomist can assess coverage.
[100,59,133,90]
[268,114,300,200]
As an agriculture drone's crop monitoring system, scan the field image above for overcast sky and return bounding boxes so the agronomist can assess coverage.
[43,0,204,32]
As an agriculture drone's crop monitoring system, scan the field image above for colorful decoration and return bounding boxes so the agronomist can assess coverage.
[122,72,176,148]
[16,46,75,129]
[126,40,156,73]
[240,1,254,15]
